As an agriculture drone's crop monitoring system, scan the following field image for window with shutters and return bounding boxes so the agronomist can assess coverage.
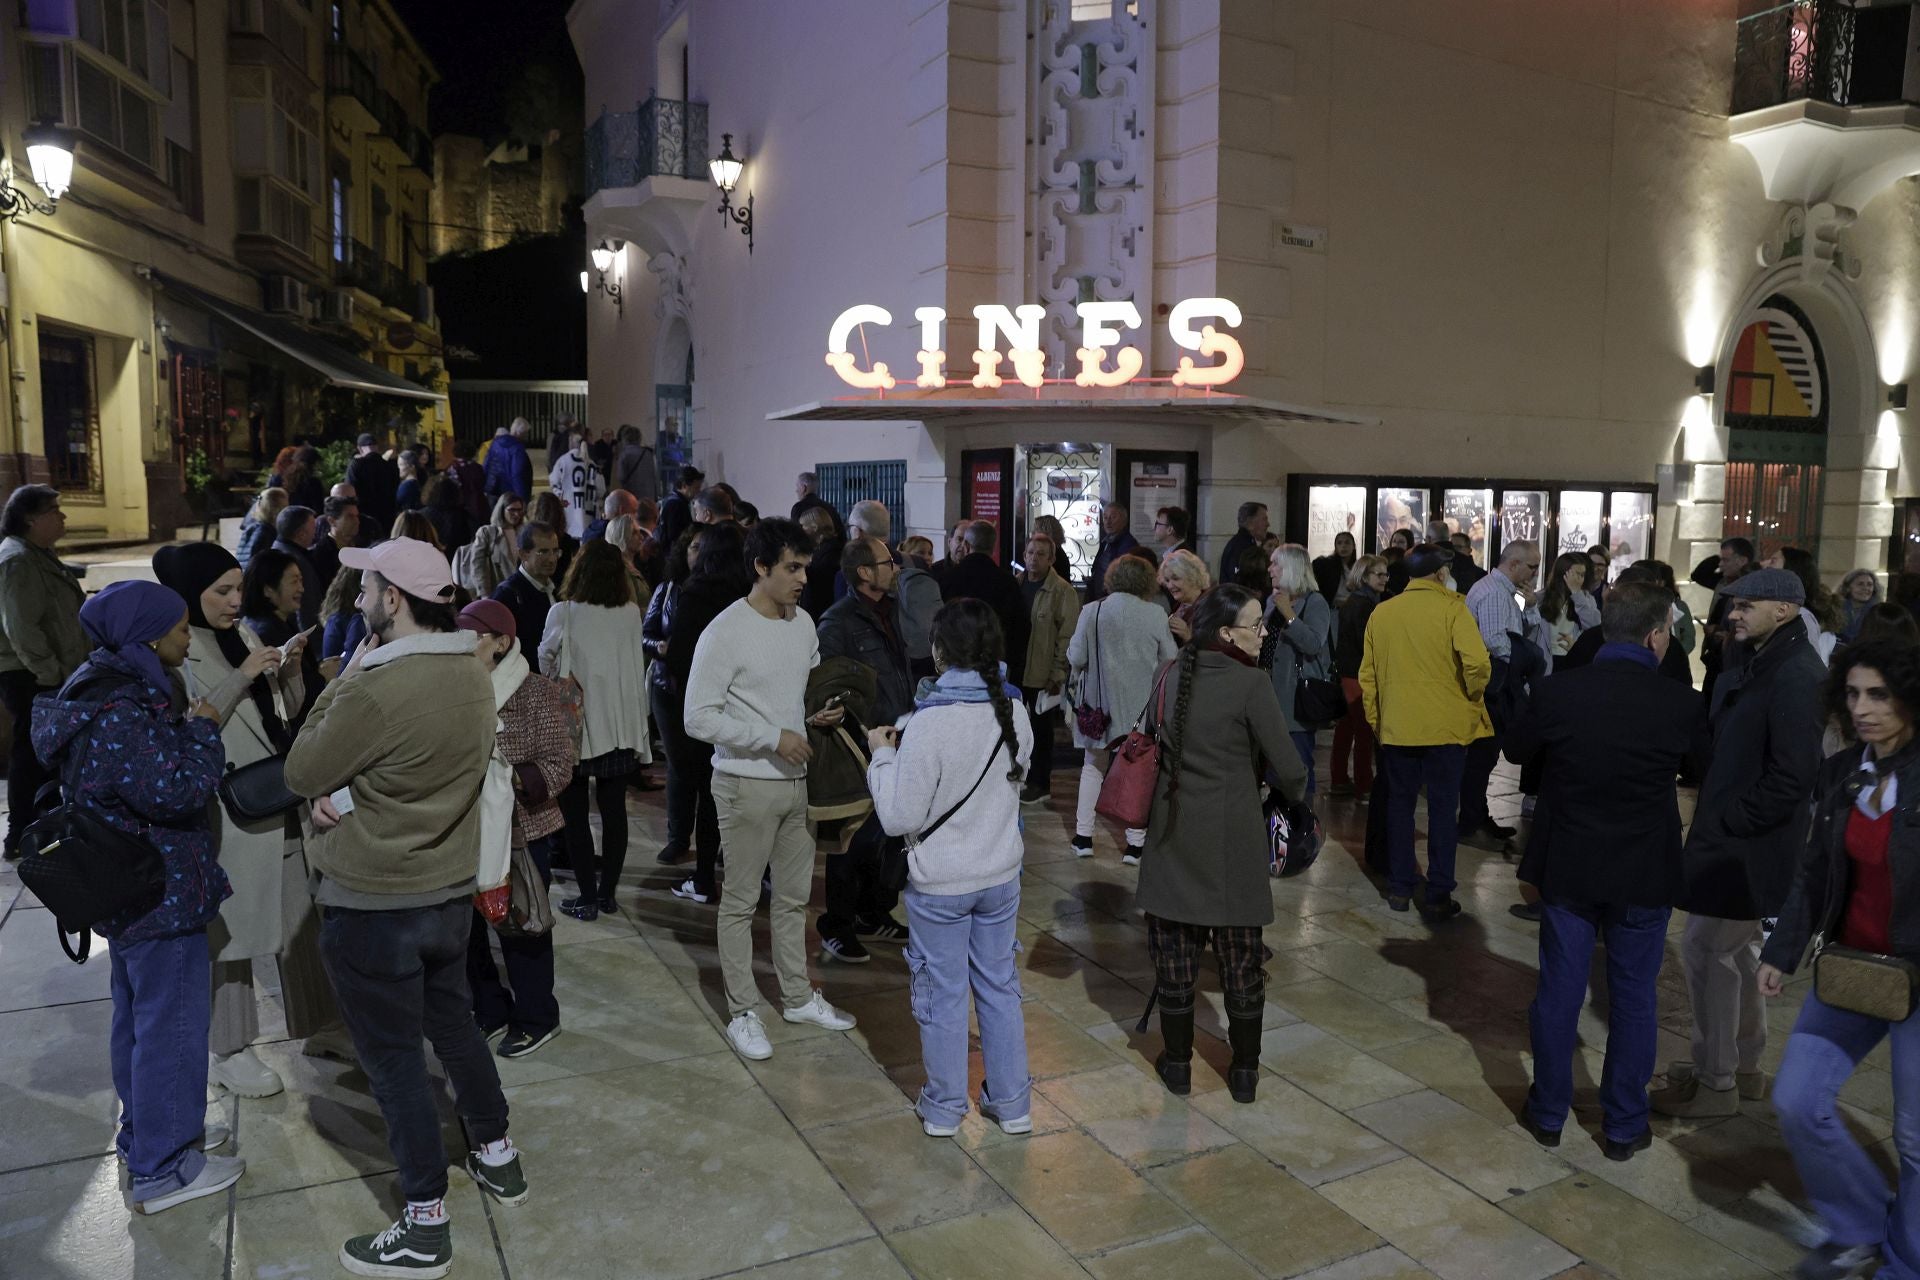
[25,0,175,180]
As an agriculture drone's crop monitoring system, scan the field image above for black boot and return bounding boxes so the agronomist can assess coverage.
[1225,990,1264,1104]
[1153,984,1196,1097]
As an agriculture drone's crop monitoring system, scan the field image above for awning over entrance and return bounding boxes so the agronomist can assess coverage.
[157,275,445,402]
[768,391,1375,427]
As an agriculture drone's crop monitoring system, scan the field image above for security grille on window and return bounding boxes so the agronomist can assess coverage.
[814,461,907,532]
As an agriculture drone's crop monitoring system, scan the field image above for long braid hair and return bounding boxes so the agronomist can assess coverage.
[1166,585,1260,799]
[930,598,1024,781]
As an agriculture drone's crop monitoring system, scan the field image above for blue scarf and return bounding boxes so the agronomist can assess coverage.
[78,580,188,702]
[913,663,1020,709]
[1595,641,1658,671]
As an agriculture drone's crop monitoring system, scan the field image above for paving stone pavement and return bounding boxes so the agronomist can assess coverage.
[0,754,1889,1279]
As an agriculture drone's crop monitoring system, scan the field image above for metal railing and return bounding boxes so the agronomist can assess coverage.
[326,42,430,166]
[585,98,709,198]
[334,238,426,316]
[1731,0,1910,113]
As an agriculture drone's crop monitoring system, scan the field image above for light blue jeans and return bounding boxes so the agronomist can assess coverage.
[1774,991,1920,1278]
[903,878,1032,1128]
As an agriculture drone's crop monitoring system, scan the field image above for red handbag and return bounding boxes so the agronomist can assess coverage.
[1095,663,1174,829]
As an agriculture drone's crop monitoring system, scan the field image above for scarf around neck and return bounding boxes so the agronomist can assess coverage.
[913,663,1020,708]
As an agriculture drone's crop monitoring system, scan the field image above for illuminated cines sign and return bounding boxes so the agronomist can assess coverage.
[824,298,1245,392]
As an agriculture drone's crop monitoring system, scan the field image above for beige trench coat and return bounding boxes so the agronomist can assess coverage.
[182,625,315,962]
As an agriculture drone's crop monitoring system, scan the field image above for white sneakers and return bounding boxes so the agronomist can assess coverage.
[726,992,858,1060]
[923,1111,1032,1139]
[782,991,856,1032]
[726,1011,774,1060]
[209,1047,284,1098]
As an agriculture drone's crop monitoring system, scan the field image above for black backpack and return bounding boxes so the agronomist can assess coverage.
[16,675,168,963]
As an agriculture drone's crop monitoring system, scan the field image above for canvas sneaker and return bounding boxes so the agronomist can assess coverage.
[340,1215,452,1278]
[782,991,856,1031]
[1071,835,1094,859]
[130,1153,245,1214]
[819,935,871,964]
[466,1149,530,1207]
[921,1116,961,1138]
[498,1027,560,1059]
[727,1010,774,1060]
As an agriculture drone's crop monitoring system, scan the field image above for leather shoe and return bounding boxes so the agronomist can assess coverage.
[1604,1128,1653,1162]
[1519,1112,1561,1148]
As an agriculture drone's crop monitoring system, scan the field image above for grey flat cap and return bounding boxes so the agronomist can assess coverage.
[1715,566,1804,605]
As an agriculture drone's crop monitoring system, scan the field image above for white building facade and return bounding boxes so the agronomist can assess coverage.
[570,0,1920,591]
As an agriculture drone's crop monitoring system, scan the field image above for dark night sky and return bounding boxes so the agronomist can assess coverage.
[389,0,581,140]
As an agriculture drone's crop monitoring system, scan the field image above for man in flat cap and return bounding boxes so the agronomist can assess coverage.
[1656,566,1826,1119]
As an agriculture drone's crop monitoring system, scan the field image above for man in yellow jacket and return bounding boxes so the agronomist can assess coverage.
[1358,543,1493,920]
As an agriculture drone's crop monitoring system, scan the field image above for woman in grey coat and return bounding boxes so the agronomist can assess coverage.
[1066,554,1179,862]
[154,544,340,1100]
[1264,544,1333,795]
[1138,585,1307,1105]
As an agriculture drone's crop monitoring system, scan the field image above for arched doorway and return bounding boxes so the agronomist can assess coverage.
[1723,295,1829,552]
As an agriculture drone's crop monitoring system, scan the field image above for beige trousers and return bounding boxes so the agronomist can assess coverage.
[712,773,817,1019]
[209,848,340,1055]
[1680,914,1768,1090]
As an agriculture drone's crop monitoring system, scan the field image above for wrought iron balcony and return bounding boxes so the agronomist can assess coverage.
[1732,0,1919,114]
[585,98,709,199]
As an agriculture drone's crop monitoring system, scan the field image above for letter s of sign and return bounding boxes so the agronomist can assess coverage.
[1168,298,1245,388]
[824,305,897,390]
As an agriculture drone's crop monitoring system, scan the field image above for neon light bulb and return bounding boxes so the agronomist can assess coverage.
[971,349,1005,389]
[1073,300,1144,387]
[913,307,947,388]
[824,304,897,390]
[972,304,1047,389]
[1169,298,1245,387]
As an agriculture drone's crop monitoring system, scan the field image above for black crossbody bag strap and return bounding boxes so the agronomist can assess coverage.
[913,738,1003,845]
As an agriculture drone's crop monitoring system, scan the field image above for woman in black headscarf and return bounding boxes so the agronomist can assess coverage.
[153,543,342,1099]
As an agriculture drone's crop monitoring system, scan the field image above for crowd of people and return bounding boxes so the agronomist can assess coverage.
[0,456,1916,1280]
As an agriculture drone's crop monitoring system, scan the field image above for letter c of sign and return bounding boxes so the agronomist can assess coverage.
[825,305,897,390]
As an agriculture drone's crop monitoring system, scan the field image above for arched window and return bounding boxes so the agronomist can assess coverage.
[1724,295,1828,551]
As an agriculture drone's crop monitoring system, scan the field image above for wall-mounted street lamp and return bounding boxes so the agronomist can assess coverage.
[1692,365,1716,397]
[1,126,76,222]
[708,133,754,254]
[585,239,624,315]
[1888,382,1909,411]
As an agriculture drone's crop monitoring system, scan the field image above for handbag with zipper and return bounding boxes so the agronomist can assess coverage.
[1813,942,1919,1021]
[1095,661,1174,829]
[211,629,304,824]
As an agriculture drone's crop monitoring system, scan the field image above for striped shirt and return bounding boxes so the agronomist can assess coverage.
[1465,572,1539,661]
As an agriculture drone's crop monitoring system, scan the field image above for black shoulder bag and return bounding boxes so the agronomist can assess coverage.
[16,676,168,963]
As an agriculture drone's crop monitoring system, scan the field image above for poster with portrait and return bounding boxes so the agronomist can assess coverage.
[1442,488,1493,567]
[1558,491,1605,561]
[1306,485,1367,560]
[1608,491,1653,580]
[1499,491,1547,589]
[1375,487,1427,550]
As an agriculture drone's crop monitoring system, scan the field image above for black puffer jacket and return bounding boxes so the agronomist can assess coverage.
[1680,617,1826,920]
[1762,748,1920,972]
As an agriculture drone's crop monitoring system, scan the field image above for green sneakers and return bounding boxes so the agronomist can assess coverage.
[339,1216,452,1278]
[466,1151,530,1207]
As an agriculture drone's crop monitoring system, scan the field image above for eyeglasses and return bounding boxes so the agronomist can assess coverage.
[1231,620,1270,636]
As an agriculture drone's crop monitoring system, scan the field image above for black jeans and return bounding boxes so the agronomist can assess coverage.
[650,682,691,851]
[1,670,52,856]
[818,814,901,941]
[1021,686,1058,793]
[559,772,636,903]
[466,835,559,1037]
[319,899,510,1202]
[1457,732,1502,832]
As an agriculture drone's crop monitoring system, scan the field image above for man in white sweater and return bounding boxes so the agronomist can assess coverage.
[685,518,858,1059]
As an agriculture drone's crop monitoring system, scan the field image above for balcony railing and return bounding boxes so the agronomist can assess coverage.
[334,238,425,315]
[1732,0,1918,114]
[326,42,429,163]
[585,98,709,199]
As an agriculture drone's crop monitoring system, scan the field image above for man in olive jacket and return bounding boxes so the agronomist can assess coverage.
[1656,567,1825,1120]
[0,485,87,860]
[1358,544,1492,919]
[284,537,525,1272]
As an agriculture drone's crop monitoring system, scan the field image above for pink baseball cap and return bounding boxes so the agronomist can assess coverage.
[340,537,456,602]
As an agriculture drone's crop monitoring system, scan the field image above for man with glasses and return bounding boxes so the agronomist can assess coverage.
[492,522,563,675]
[1153,507,1195,556]
[1460,540,1542,850]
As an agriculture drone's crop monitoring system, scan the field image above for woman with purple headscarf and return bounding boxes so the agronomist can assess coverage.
[31,580,246,1213]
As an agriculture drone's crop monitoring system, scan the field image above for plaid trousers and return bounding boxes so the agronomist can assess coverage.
[1145,914,1265,1000]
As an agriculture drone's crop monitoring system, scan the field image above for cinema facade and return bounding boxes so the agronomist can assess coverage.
[569,0,1920,596]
